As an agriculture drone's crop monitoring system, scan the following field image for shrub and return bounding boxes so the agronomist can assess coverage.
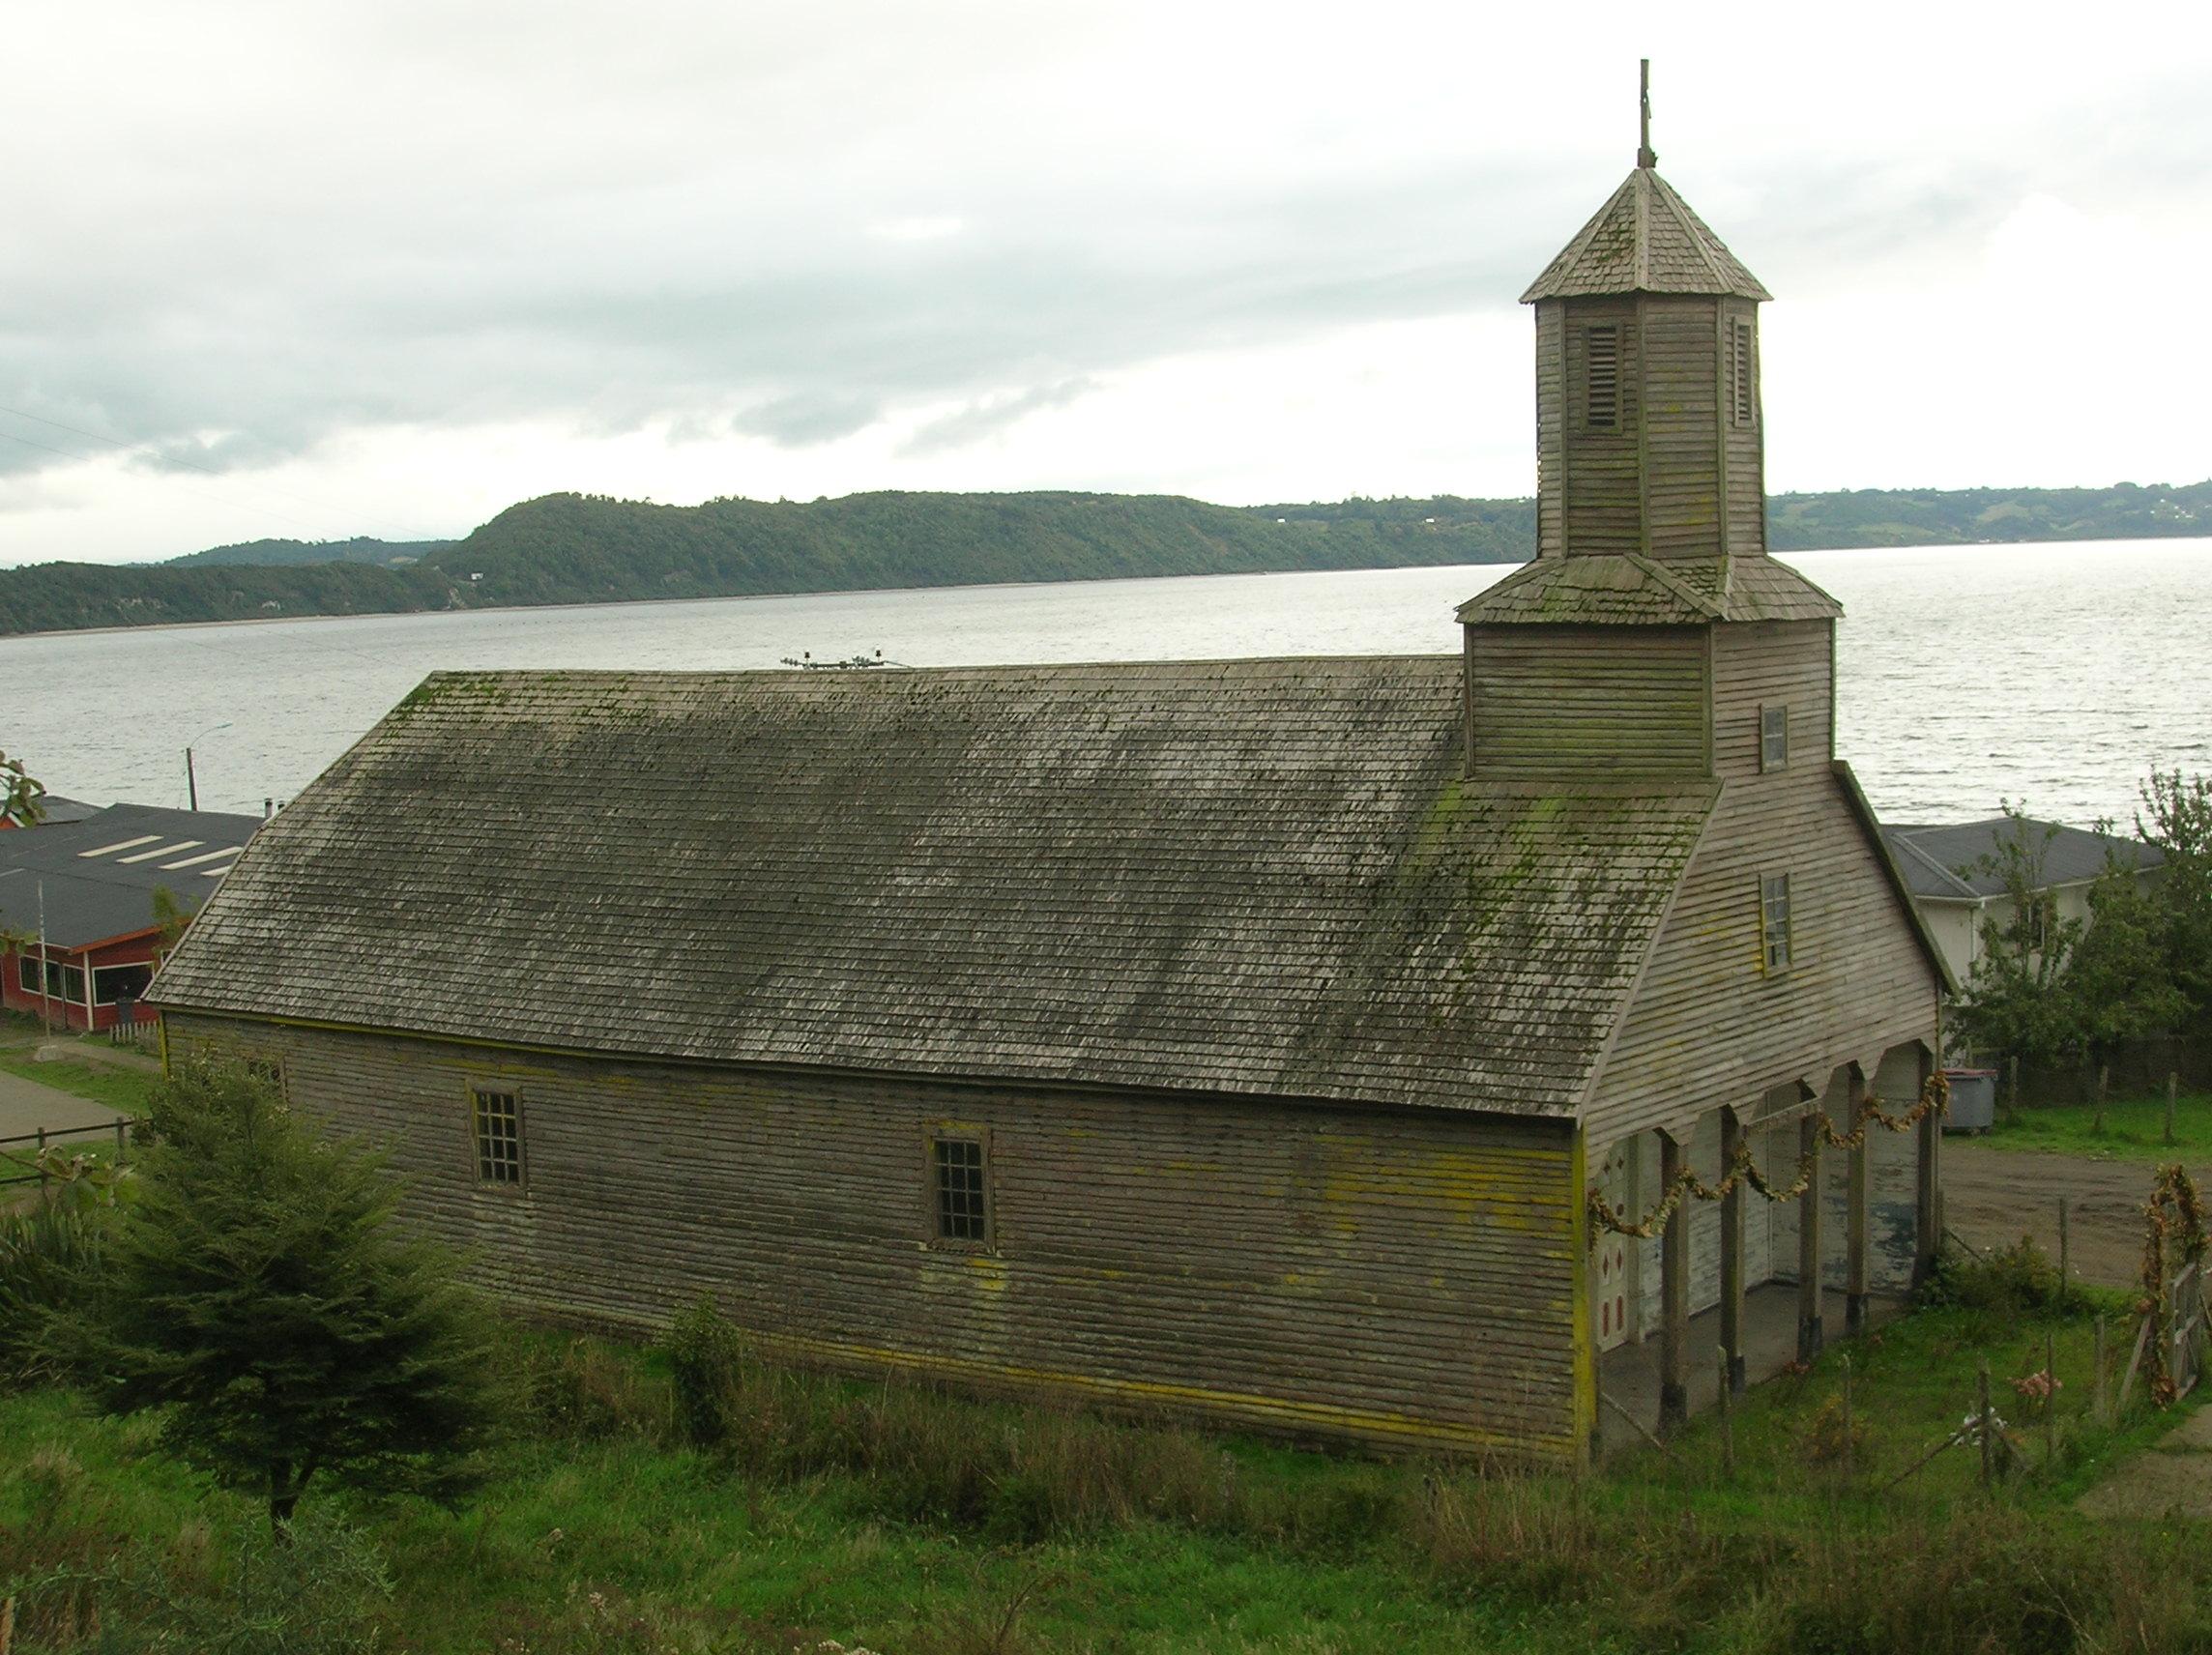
[1919,1234,2074,1315]
[662,1297,748,1452]
[505,1331,665,1442]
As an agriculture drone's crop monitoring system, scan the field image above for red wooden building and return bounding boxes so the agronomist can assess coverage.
[0,803,262,1033]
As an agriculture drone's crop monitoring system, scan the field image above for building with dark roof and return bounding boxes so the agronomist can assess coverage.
[1,803,262,1032]
[150,111,1946,1461]
[1883,818,2166,988]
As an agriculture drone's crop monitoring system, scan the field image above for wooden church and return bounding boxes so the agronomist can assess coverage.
[151,92,1948,1462]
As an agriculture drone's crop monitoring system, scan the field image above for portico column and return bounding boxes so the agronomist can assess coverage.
[1659,1131,1689,1434]
[1846,1087,1871,1336]
[1796,1114,1823,1363]
[1719,1107,1746,1394]
[1914,1045,1941,1284]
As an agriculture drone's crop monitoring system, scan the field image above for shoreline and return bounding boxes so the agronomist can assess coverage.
[4,530,2211,648]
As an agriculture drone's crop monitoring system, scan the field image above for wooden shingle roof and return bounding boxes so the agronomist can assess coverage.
[1455,555,1841,625]
[1521,167,1770,303]
[151,660,1718,1117]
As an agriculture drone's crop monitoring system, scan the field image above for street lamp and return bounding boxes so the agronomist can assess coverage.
[185,721,232,812]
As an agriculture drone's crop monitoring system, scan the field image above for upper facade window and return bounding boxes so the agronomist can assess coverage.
[1760,705,1790,772]
[1761,873,1793,974]
[1585,325,1620,430]
[1729,319,1756,427]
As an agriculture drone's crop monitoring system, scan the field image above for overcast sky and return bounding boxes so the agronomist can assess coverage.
[4,1,2208,567]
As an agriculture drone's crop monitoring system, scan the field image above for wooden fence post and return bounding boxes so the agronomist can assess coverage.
[1991,1362,2008,1495]
[1841,1352,1854,1483]
[2168,1072,2181,1148]
[2093,1314,2108,1428]
[2059,1196,2070,1291]
[1717,1346,1734,1476]
[2095,1065,2110,1135]
[34,1126,45,1189]
[2045,1329,2057,1467]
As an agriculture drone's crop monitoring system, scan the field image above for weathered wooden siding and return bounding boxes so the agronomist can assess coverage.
[1721,301,1766,557]
[1711,621,1832,782]
[1535,302,1566,560]
[1558,298,1641,556]
[1586,625,1938,1149]
[1468,624,1708,777]
[165,1014,1587,1461]
[1641,296,1724,561]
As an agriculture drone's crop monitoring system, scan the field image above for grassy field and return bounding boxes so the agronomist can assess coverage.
[4,1264,2210,1654]
[1987,1092,2212,1162]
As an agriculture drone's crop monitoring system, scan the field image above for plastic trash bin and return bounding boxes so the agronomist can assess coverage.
[1943,1067,1997,1133]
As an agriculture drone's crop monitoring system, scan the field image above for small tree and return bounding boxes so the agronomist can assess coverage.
[2138,769,2212,1025]
[78,1058,501,1527]
[1,749,45,827]
[1952,807,2084,1075]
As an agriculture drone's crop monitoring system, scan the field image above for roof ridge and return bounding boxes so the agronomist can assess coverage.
[1625,552,1722,617]
[1885,829,1980,901]
[1649,170,1732,291]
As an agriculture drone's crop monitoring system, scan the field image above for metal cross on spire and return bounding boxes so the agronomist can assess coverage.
[1637,58,1657,169]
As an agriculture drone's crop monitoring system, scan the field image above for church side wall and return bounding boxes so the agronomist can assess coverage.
[163,1013,1586,1462]
[1586,621,1940,1151]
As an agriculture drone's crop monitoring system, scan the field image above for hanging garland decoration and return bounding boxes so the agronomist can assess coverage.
[2138,1163,2208,1407]
[1587,1069,1951,1241]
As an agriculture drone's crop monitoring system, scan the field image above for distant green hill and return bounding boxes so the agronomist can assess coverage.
[0,479,2204,638]
[161,536,453,568]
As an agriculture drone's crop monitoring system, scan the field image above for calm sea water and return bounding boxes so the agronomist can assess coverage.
[5,537,2206,828]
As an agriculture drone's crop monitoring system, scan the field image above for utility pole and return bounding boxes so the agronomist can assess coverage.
[36,879,50,1037]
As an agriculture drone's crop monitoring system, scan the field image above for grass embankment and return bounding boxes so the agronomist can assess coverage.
[4,1260,2210,1653]
[1987,1092,2212,1163]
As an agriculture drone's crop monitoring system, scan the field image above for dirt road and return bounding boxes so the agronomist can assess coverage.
[1943,1140,2212,1288]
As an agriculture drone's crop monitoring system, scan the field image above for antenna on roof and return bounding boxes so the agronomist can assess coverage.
[1637,58,1657,170]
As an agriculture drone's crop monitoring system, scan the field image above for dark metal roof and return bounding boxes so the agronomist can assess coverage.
[1522,167,1770,304]
[0,803,264,951]
[1880,819,2166,902]
[152,661,1721,1117]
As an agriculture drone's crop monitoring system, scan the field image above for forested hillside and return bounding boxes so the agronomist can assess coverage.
[162,536,452,568]
[0,479,2202,637]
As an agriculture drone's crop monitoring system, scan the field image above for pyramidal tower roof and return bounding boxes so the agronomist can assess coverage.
[1519,68,1768,305]
[1520,166,1770,303]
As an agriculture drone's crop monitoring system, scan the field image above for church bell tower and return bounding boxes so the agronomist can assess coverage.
[1456,64,1841,781]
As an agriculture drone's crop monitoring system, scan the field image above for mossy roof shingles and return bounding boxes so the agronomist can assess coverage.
[152,659,1716,1117]
[1521,167,1770,303]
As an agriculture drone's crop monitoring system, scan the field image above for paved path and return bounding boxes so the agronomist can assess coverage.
[1943,1141,2212,1289]
[0,1065,129,1145]
[2078,1402,2212,1518]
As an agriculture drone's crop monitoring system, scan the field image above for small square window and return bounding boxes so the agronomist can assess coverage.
[1761,873,1793,974]
[245,1056,286,1101]
[931,1133,989,1244]
[1760,705,1790,772]
[472,1089,523,1186]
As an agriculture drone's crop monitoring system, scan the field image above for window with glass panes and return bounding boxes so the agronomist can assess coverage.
[1761,873,1792,973]
[931,1134,988,1243]
[471,1089,523,1185]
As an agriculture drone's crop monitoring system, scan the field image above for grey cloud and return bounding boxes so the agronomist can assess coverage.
[901,376,1098,457]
